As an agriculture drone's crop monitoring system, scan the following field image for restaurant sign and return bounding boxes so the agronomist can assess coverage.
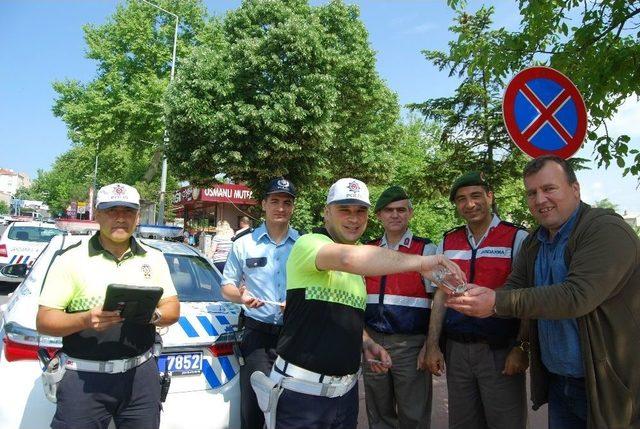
[174,184,257,205]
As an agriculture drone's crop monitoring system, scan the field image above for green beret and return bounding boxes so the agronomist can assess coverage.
[449,171,490,201]
[375,185,409,212]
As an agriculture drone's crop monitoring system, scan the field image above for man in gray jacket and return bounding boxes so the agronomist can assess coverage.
[445,155,640,429]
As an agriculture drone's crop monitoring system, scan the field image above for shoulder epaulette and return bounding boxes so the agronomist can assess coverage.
[411,236,433,245]
[232,227,254,242]
[442,225,465,239]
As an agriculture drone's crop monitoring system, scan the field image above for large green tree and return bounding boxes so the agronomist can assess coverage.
[51,0,207,213]
[28,143,179,216]
[408,7,531,199]
[165,0,400,195]
[364,117,533,244]
[288,118,461,242]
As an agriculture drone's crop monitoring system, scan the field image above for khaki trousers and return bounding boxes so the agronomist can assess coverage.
[445,339,527,429]
[364,331,432,429]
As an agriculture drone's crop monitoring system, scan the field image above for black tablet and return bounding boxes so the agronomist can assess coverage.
[103,284,164,324]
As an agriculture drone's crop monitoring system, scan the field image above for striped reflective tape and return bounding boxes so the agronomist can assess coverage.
[197,316,219,336]
[444,247,512,260]
[203,359,222,388]
[366,294,432,308]
[177,315,233,338]
[177,317,199,337]
[202,350,240,389]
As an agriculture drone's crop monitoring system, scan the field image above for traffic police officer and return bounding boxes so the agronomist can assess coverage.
[252,178,464,429]
[221,177,299,429]
[36,183,180,429]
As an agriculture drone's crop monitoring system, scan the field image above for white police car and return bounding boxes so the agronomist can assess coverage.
[0,221,65,284]
[0,234,241,428]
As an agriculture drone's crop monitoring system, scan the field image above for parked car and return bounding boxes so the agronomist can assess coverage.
[0,235,241,428]
[0,221,65,283]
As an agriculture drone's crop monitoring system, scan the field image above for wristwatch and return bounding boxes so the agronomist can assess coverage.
[516,340,530,353]
[151,308,163,325]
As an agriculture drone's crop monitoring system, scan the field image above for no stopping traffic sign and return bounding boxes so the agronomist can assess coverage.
[503,66,587,159]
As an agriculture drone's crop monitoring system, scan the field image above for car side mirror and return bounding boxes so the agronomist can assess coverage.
[0,263,28,278]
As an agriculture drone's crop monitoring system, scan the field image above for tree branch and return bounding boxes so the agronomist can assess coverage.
[588,7,640,46]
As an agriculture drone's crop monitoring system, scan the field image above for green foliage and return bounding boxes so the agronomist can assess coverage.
[356,119,453,243]
[14,185,45,201]
[594,198,619,212]
[28,143,181,216]
[469,1,640,176]
[408,7,531,196]
[51,0,207,211]
[0,201,9,215]
[165,0,400,195]
[288,185,327,235]
[494,175,534,228]
[285,118,461,242]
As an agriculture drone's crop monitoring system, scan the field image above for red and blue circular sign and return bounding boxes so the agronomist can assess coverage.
[503,66,587,159]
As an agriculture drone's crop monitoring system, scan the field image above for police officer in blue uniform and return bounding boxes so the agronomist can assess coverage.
[221,177,300,429]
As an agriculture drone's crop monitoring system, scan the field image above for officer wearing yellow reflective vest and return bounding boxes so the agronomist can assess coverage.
[250,178,466,429]
[36,183,180,429]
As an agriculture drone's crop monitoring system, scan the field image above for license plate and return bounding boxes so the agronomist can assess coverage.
[159,352,203,375]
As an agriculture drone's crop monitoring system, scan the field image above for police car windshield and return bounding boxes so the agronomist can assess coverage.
[8,226,64,243]
[163,254,225,302]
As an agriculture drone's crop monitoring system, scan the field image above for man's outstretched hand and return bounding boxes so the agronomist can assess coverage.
[445,284,496,318]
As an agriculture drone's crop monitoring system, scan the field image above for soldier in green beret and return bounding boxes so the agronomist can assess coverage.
[425,172,530,429]
[363,185,437,428]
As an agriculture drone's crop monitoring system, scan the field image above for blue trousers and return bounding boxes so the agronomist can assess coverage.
[51,358,161,429]
[548,373,587,429]
[276,383,359,429]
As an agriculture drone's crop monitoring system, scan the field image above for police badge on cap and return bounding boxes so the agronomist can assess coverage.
[326,178,371,207]
[265,177,297,198]
[96,183,141,210]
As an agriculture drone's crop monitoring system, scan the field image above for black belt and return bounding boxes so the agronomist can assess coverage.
[447,331,513,350]
[244,316,282,336]
[447,331,490,345]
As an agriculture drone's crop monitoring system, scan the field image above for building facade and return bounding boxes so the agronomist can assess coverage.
[173,183,258,231]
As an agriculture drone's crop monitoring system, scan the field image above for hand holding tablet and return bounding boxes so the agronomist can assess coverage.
[103,284,163,324]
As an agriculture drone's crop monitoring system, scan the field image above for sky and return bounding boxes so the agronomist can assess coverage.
[1,0,639,213]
